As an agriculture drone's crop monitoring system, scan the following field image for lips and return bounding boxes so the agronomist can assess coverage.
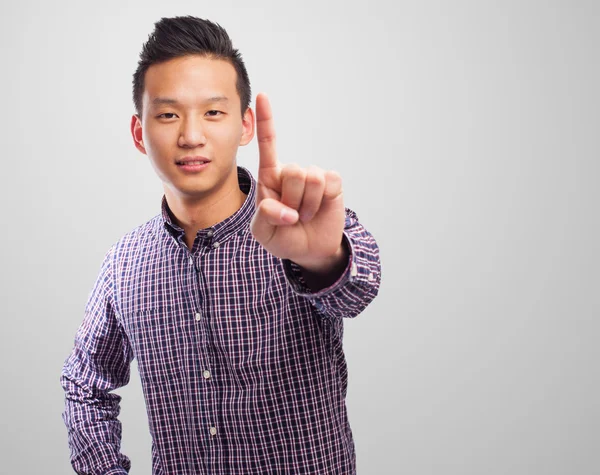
[176,156,211,165]
[175,156,211,173]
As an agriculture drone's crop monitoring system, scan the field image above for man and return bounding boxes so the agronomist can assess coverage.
[61,16,381,475]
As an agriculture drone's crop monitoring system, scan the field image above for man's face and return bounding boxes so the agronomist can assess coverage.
[131,55,254,201]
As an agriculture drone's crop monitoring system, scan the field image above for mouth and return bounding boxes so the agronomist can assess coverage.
[176,157,210,165]
[176,157,211,172]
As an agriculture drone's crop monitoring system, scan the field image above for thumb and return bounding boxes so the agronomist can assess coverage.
[250,198,299,243]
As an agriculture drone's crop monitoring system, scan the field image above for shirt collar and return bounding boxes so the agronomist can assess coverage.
[161,166,256,250]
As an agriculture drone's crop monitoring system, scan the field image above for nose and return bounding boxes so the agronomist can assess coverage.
[178,117,206,148]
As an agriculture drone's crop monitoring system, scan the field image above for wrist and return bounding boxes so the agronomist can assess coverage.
[291,239,350,292]
[294,242,348,275]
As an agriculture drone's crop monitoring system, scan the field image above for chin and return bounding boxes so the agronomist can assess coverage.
[180,187,213,198]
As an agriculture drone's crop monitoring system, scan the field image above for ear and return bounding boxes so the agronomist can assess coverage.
[130,114,147,155]
[239,107,255,146]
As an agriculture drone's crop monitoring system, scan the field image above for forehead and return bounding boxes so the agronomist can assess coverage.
[143,55,239,107]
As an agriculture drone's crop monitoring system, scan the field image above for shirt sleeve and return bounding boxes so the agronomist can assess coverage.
[281,207,381,318]
[60,246,133,475]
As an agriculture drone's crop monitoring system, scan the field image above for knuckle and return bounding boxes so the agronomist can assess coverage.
[258,135,275,144]
[306,165,325,184]
[306,172,325,186]
[257,199,272,212]
[283,163,300,171]
[327,169,342,181]
[282,164,305,182]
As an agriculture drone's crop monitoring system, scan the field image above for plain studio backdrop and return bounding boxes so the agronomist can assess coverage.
[0,0,598,473]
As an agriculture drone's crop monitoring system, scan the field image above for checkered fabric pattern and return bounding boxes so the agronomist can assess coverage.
[61,167,381,474]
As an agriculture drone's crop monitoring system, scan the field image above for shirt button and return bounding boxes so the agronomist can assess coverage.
[212,241,220,249]
[195,312,202,321]
[209,426,217,436]
[203,370,211,380]
[351,262,358,277]
[207,229,214,237]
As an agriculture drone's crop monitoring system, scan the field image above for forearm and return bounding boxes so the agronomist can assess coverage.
[62,246,132,474]
[295,239,350,291]
[61,360,130,475]
[283,208,381,318]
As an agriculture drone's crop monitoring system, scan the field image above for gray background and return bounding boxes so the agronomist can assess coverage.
[0,0,598,473]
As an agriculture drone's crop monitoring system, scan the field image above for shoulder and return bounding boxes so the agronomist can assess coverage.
[106,214,164,265]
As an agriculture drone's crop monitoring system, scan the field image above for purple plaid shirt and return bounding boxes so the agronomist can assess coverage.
[61,167,381,475]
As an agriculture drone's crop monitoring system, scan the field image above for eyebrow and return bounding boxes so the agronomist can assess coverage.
[151,96,229,106]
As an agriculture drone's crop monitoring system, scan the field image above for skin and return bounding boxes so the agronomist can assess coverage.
[130,55,348,289]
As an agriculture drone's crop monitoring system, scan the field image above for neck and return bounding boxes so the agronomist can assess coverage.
[165,180,247,250]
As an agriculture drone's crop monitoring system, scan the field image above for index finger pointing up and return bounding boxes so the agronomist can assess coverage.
[256,93,278,171]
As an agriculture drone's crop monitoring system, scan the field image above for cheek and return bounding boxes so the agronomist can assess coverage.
[143,125,175,154]
[209,123,243,150]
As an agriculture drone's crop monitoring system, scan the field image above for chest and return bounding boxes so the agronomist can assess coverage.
[114,235,326,384]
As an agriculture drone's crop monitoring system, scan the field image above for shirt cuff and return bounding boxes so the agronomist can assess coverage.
[100,467,129,475]
[282,233,354,298]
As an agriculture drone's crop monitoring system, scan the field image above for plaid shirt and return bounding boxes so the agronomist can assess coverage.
[61,167,381,475]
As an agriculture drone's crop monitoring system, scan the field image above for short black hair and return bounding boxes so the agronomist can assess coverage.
[132,16,251,116]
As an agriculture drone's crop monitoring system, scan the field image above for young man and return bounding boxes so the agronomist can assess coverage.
[61,16,381,475]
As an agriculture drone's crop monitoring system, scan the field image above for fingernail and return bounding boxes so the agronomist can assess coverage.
[280,208,298,223]
[300,212,312,222]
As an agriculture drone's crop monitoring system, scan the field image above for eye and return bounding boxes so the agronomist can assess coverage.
[206,110,224,117]
[157,113,178,119]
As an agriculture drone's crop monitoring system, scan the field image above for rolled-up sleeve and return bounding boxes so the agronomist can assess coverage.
[60,246,133,474]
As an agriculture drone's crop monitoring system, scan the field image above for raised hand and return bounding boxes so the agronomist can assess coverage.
[250,93,347,275]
